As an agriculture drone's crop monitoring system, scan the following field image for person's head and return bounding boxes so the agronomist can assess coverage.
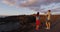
[48,10,51,12]
[37,12,39,16]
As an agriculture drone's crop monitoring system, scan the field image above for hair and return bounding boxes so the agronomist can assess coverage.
[48,10,51,12]
[37,12,39,16]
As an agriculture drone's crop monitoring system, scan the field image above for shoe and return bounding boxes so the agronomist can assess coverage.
[36,28,39,30]
[45,27,48,29]
[45,28,50,30]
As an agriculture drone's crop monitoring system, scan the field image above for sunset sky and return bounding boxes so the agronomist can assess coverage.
[0,0,60,15]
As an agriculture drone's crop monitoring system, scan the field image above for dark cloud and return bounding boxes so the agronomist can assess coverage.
[2,0,60,12]
[20,0,60,12]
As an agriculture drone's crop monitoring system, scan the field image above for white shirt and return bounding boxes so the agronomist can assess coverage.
[45,12,51,20]
[36,16,40,20]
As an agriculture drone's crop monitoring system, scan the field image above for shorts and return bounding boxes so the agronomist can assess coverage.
[46,19,50,22]
[36,20,40,25]
[46,18,50,22]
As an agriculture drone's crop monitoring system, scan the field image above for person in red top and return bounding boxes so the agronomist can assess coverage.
[36,12,40,30]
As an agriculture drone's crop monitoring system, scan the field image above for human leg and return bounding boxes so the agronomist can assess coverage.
[46,21,49,29]
[36,25,39,30]
[48,22,50,29]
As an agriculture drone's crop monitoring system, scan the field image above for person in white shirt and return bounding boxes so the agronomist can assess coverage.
[45,10,51,30]
[36,12,41,30]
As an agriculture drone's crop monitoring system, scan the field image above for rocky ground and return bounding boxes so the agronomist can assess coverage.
[0,15,60,32]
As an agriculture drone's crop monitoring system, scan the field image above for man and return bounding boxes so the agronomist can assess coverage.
[36,12,41,30]
[45,10,51,30]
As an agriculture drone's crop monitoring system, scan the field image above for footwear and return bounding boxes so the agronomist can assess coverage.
[45,27,50,30]
[45,27,49,29]
[36,28,39,30]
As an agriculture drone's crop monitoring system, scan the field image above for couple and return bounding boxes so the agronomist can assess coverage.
[36,10,51,30]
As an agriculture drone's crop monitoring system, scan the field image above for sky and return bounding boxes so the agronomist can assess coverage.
[0,0,60,15]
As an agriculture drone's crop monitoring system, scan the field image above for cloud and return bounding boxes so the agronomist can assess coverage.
[2,0,17,6]
[2,0,60,12]
[20,0,60,12]
[39,3,60,11]
[20,0,60,7]
[20,0,38,7]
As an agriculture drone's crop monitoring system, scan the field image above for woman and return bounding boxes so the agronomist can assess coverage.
[36,12,41,30]
[45,10,51,30]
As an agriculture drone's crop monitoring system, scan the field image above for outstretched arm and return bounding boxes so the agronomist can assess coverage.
[44,12,47,16]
